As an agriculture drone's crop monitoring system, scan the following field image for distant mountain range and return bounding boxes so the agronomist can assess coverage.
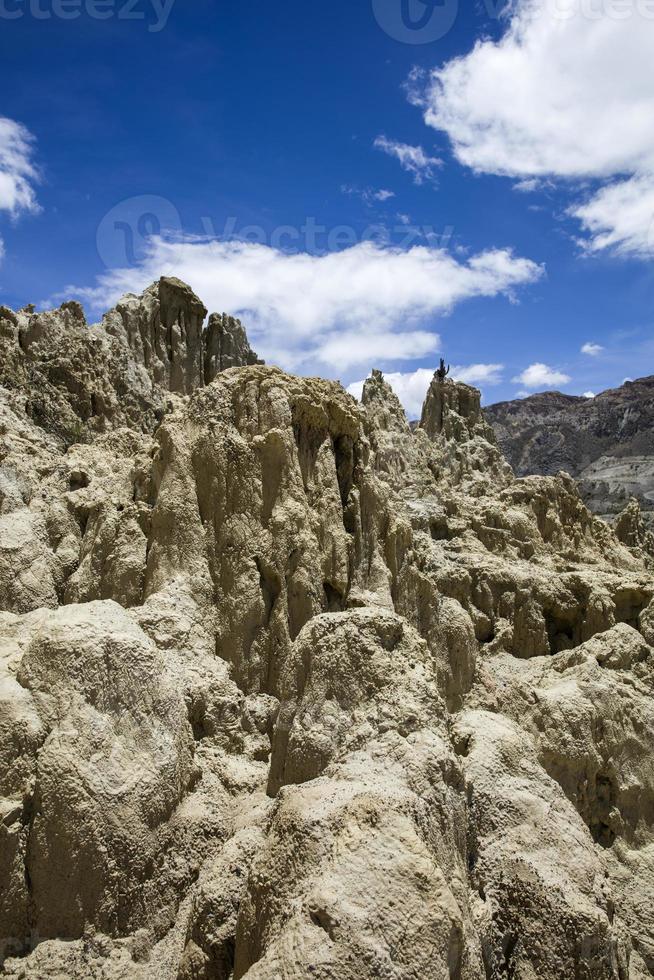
[485,376,654,526]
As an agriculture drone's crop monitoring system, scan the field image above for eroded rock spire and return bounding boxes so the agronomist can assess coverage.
[0,277,263,445]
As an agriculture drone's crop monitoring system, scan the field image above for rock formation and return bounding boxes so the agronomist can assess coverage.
[1,294,653,978]
[204,313,262,383]
[485,377,654,529]
[0,277,261,445]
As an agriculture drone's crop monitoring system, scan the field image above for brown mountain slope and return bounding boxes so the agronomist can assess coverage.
[485,376,654,523]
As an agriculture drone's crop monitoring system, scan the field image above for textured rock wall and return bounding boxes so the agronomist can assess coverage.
[1,283,654,979]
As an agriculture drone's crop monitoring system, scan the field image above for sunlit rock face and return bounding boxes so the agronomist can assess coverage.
[1,286,653,979]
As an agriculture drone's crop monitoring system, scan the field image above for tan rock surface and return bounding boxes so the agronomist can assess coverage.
[1,285,653,978]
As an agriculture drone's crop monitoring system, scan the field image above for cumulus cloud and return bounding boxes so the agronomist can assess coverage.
[512,363,571,389]
[581,342,604,356]
[420,1,654,179]
[374,136,443,185]
[572,175,654,257]
[0,117,39,217]
[416,0,654,257]
[583,391,596,399]
[58,237,542,378]
[314,329,439,373]
[347,363,503,418]
[451,362,504,386]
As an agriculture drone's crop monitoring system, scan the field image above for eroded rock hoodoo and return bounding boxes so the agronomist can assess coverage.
[1,289,653,979]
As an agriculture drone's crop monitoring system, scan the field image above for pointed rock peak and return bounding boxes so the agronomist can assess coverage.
[362,368,393,400]
[419,372,482,441]
[59,300,87,326]
[101,277,208,395]
[417,370,512,486]
[361,368,410,434]
[158,276,208,326]
[204,312,262,383]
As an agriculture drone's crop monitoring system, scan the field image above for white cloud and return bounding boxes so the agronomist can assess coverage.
[374,136,443,185]
[451,362,504,386]
[416,0,654,256]
[0,117,39,217]
[347,363,503,418]
[59,237,542,377]
[420,1,654,179]
[583,391,596,399]
[513,179,542,194]
[571,175,654,257]
[341,184,396,204]
[512,362,571,389]
[315,329,440,373]
[581,342,604,356]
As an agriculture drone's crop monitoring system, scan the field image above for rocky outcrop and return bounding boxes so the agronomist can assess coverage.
[237,609,480,978]
[204,313,262,383]
[485,377,654,526]
[418,373,513,488]
[615,497,654,564]
[0,277,262,446]
[1,295,654,978]
[0,602,200,947]
[102,276,208,396]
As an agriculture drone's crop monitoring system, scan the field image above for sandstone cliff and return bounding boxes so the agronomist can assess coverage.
[485,377,654,528]
[1,282,653,979]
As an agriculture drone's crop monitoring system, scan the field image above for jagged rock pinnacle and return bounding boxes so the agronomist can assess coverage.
[0,277,263,446]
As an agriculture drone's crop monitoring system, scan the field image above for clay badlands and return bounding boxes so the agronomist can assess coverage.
[1,277,653,978]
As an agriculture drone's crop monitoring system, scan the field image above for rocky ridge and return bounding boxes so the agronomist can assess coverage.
[0,277,261,447]
[1,281,654,978]
[485,377,654,528]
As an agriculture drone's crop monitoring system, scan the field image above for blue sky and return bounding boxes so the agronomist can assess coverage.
[1,0,653,414]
